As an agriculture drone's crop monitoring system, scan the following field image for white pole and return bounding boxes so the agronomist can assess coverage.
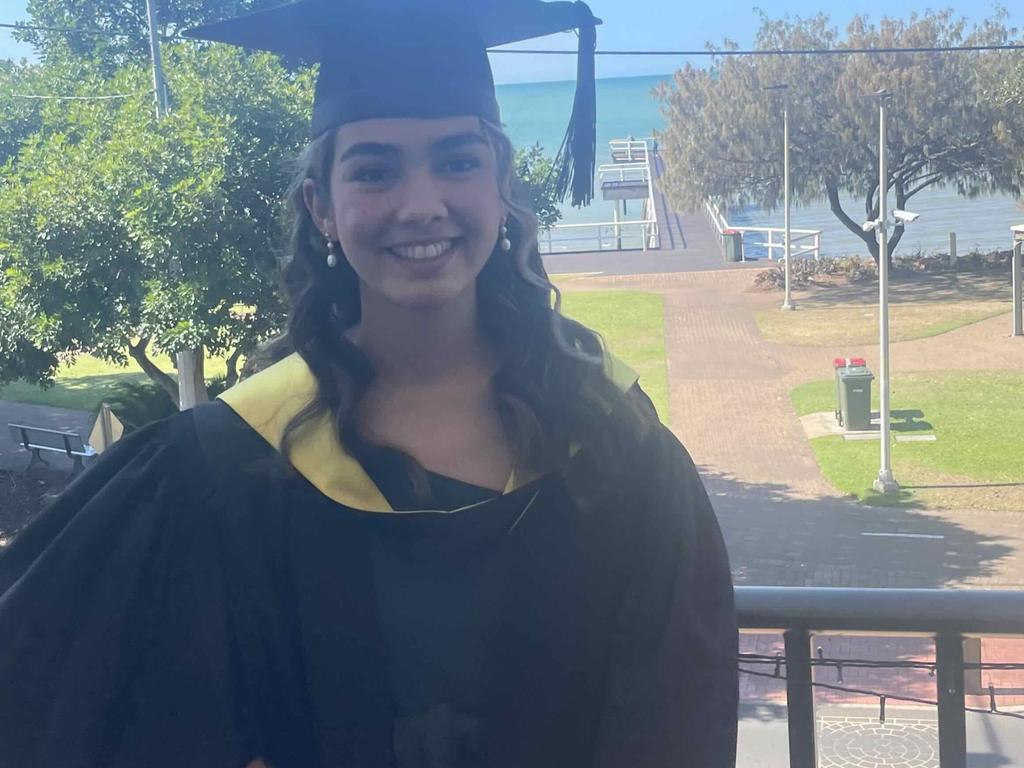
[147,0,200,410]
[949,232,957,267]
[873,92,898,495]
[1013,240,1022,337]
[782,99,794,310]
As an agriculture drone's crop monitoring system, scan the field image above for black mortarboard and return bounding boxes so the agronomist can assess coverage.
[184,0,600,206]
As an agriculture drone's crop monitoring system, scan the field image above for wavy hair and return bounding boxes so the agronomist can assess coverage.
[260,119,653,506]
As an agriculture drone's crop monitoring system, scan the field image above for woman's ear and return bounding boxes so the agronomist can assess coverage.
[302,178,331,235]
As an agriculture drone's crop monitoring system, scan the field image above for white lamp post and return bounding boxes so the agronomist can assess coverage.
[765,83,795,310]
[146,0,201,410]
[1012,225,1024,337]
[861,90,921,496]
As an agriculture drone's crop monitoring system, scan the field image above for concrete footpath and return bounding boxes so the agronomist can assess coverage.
[739,706,1024,768]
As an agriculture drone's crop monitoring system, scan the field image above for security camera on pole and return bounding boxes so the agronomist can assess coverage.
[860,90,920,496]
[764,83,795,310]
[145,0,201,410]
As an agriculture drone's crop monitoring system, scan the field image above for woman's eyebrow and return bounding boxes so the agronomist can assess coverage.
[431,132,489,152]
[338,142,400,163]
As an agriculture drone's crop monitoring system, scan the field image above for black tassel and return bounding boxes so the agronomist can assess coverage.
[549,3,597,208]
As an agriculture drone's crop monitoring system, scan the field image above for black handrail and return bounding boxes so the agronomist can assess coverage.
[734,587,1024,768]
[736,586,1024,635]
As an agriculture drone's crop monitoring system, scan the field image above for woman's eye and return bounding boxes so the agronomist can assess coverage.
[441,156,482,174]
[349,166,394,184]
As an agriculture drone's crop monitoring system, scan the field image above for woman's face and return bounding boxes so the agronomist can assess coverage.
[309,116,505,311]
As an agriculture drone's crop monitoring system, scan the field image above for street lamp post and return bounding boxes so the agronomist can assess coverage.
[145,0,201,410]
[872,90,898,496]
[765,84,795,310]
[1012,225,1024,337]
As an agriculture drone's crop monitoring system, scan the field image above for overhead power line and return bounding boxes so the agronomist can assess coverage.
[4,19,1023,57]
[11,92,144,101]
[0,21,137,39]
[491,43,1024,56]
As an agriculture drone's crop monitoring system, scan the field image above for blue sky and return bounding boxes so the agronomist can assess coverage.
[0,0,1019,83]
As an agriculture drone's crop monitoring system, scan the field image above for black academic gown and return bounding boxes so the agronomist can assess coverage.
[0,353,737,768]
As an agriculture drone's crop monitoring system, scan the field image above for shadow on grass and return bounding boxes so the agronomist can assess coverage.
[703,469,1014,589]
[800,270,1012,306]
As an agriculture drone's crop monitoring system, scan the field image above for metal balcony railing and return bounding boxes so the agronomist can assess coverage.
[735,586,1024,768]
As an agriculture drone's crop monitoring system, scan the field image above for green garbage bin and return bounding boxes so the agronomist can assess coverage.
[837,365,874,431]
[722,229,743,262]
[833,357,866,423]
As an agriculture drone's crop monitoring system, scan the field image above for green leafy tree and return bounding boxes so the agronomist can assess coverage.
[0,45,312,403]
[992,58,1024,187]
[657,10,1020,264]
[514,144,563,230]
[15,0,282,72]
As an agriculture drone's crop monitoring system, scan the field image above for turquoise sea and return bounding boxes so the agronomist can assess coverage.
[497,74,1023,258]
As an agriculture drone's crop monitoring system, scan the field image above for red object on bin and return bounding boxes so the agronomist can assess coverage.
[833,357,866,368]
[722,228,739,235]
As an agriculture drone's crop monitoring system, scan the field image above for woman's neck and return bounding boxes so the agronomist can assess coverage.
[349,286,494,386]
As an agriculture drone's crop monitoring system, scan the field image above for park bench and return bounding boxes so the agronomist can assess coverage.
[8,423,96,478]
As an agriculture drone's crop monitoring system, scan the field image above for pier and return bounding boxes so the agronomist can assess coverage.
[541,138,765,276]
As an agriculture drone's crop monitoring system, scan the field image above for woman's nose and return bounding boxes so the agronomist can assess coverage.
[394,167,447,225]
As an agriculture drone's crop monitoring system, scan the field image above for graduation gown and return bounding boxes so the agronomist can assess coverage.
[0,353,737,768]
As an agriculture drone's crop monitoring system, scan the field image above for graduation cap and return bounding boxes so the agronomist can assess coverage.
[184,0,600,206]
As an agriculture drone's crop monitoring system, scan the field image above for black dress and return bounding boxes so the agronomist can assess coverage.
[0,353,737,768]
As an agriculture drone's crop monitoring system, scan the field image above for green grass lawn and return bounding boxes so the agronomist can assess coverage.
[0,352,232,412]
[1,292,670,421]
[757,302,1009,347]
[560,290,669,421]
[791,371,1023,508]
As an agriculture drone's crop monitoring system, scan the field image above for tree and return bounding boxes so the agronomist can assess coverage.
[15,0,282,73]
[657,10,1020,264]
[514,144,563,230]
[0,45,312,403]
[991,58,1024,188]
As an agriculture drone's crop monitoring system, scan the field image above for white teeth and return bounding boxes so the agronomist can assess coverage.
[390,240,453,261]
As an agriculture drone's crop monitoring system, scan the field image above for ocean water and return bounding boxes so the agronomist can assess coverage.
[497,74,669,249]
[497,74,1024,258]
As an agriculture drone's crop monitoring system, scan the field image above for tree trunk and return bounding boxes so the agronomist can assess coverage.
[225,347,244,388]
[826,181,879,263]
[128,338,180,407]
[189,349,209,404]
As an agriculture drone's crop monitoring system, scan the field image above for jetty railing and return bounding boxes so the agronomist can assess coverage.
[736,586,1024,768]
[704,199,822,260]
[540,139,661,254]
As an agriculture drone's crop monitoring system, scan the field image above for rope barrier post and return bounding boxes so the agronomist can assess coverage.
[784,628,817,768]
[936,632,967,768]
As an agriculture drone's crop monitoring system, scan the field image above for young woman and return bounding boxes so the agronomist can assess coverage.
[0,1,737,766]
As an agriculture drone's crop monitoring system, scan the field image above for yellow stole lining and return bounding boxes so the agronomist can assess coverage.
[218,351,638,512]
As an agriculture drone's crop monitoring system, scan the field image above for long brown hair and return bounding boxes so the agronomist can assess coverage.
[259,119,652,504]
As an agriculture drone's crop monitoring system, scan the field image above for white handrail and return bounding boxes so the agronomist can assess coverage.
[542,138,662,254]
[704,198,822,260]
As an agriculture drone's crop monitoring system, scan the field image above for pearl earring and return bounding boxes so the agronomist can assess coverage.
[326,237,338,268]
[500,219,512,252]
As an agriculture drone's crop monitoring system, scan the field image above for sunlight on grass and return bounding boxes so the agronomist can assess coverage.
[791,372,1024,508]
[560,290,669,422]
[0,350,232,413]
[757,301,1009,346]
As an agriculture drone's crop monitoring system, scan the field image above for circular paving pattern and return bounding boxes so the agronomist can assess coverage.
[818,716,938,768]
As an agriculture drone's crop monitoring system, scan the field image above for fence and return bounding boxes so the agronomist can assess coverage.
[736,586,1024,768]
[704,199,822,260]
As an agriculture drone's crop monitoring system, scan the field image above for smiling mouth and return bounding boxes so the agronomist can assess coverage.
[387,238,457,262]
